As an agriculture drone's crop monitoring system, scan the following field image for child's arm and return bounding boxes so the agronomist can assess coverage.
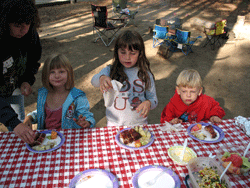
[144,72,158,110]
[136,73,158,118]
[91,65,111,88]
[74,95,96,128]
[99,75,113,93]
[169,118,182,125]
[208,97,226,122]
[160,103,176,124]
[136,100,151,118]
[210,116,222,124]
[73,115,91,129]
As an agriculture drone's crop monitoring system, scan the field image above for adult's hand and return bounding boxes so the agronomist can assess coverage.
[20,82,32,96]
[23,115,33,128]
[14,123,35,144]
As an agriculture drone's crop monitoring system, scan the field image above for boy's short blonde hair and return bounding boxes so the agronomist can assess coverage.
[42,54,74,91]
[176,69,202,88]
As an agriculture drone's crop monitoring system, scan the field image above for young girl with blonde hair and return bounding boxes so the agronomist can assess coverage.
[91,30,158,127]
[24,54,95,129]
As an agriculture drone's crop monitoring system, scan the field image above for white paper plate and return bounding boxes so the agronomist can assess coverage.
[69,169,118,188]
[26,130,65,153]
[132,165,180,188]
[187,123,224,143]
[115,127,154,150]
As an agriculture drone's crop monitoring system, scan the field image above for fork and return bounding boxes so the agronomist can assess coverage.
[144,170,165,187]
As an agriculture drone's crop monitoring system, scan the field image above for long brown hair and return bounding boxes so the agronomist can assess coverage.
[110,30,154,90]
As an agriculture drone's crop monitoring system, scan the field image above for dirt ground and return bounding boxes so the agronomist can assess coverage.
[1,0,250,132]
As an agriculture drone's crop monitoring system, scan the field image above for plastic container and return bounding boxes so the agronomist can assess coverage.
[216,144,250,175]
[187,157,232,188]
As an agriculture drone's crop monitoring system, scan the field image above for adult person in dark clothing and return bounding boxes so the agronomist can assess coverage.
[0,0,42,144]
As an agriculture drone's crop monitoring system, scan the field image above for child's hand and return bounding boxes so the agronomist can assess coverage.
[210,116,222,124]
[99,75,112,93]
[136,100,151,118]
[23,115,33,128]
[170,118,182,125]
[20,82,32,96]
[73,114,91,129]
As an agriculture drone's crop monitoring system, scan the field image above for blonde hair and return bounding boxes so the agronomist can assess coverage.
[176,69,202,88]
[42,54,74,91]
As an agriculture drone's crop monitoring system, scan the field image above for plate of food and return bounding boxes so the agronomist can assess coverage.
[115,126,154,150]
[132,165,181,188]
[168,145,197,166]
[187,123,224,143]
[69,169,118,188]
[26,130,65,153]
[216,144,250,175]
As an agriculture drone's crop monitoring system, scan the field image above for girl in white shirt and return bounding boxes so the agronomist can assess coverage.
[91,30,158,127]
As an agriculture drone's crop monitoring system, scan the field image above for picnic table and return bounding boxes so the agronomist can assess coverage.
[0,119,250,187]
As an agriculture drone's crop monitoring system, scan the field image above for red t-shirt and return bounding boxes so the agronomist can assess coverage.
[45,103,62,129]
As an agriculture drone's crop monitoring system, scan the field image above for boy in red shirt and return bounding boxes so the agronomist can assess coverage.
[160,69,225,124]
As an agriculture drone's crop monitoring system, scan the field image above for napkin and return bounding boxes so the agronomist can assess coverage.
[103,80,123,107]
[160,121,182,132]
[235,116,250,137]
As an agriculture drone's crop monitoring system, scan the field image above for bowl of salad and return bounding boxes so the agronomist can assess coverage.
[186,157,231,188]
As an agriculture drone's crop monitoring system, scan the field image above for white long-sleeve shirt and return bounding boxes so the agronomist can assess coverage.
[91,65,158,126]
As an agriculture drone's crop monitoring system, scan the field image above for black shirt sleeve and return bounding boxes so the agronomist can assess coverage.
[17,28,42,87]
[0,97,21,130]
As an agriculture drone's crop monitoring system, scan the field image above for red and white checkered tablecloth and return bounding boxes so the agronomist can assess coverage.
[0,119,250,188]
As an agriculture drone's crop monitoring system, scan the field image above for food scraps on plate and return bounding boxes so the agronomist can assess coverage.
[191,124,218,140]
[75,175,93,187]
[120,126,151,148]
[29,130,58,151]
